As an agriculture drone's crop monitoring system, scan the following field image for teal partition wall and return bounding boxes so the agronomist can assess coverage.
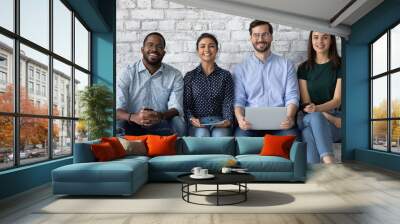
[0,0,116,200]
[91,0,116,134]
[92,32,115,136]
[344,0,400,171]
[92,33,114,87]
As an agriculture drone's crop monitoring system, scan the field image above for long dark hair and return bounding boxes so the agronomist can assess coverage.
[303,31,341,70]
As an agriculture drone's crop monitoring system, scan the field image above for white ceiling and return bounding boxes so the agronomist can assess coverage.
[171,0,384,38]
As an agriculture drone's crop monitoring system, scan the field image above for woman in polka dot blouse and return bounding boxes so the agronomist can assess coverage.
[183,33,234,137]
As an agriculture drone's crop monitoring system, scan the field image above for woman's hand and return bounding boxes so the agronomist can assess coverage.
[215,120,231,128]
[322,112,341,128]
[304,103,318,113]
[190,117,204,128]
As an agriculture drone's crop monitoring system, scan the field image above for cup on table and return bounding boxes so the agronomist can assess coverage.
[221,167,232,174]
[199,169,208,176]
[191,167,202,176]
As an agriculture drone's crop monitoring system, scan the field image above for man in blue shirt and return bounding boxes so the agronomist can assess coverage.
[116,32,185,136]
[233,20,299,137]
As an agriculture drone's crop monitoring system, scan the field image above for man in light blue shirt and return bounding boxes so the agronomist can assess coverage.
[233,20,299,137]
[116,32,185,136]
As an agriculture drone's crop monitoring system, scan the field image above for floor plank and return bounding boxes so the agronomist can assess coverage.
[1,162,400,224]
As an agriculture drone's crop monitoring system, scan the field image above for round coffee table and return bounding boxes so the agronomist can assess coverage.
[177,173,255,206]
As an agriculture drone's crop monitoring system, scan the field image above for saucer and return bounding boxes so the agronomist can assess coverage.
[190,174,215,179]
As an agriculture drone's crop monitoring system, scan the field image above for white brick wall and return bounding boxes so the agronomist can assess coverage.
[117,0,341,75]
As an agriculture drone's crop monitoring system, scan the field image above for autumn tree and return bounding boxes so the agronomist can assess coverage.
[372,99,400,143]
[0,84,59,151]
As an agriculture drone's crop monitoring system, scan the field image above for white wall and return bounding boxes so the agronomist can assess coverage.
[116,0,340,75]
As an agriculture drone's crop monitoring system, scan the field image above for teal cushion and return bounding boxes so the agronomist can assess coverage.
[149,154,235,172]
[235,137,263,155]
[117,155,150,162]
[73,140,101,163]
[180,137,235,155]
[236,155,293,172]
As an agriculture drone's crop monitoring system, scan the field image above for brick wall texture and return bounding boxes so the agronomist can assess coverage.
[116,0,340,75]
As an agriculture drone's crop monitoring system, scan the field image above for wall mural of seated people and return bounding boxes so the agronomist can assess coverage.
[232,20,299,137]
[116,32,186,136]
[115,2,342,162]
[297,31,342,164]
[183,33,234,137]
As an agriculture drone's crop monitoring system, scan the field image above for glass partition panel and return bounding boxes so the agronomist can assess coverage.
[0,0,14,32]
[53,0,72,60]
[20,117,49,165]
[372,121,388,151]
[53,119,72,158]
[53,59,72,116]
[74,18,89,70]
[0,34,14,112]
[372,33,387,76]
[372,77,387,119]
[20,0,49,49]
[0,116,14,170]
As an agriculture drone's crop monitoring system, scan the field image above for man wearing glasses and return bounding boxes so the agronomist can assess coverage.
[116,32,185,136]
[233,20,299,137]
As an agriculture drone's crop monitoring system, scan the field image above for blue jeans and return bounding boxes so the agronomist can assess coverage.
[298,111,341,164]
[234,127,298,137]
[189,116,232,137]
[189,126,232,137]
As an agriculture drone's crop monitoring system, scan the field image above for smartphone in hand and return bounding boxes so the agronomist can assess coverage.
[142,107,154,111]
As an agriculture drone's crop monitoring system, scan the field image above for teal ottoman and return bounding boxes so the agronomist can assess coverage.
[52,157,148,196]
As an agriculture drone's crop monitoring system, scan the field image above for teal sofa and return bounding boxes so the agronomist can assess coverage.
[52,137,306,196]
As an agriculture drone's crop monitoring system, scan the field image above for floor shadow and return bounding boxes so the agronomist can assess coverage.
[203,190,295,207]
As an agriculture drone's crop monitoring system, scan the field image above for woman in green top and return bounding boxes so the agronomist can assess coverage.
[297,31,342,164]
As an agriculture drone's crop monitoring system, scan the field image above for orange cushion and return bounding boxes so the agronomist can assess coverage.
[91,142,117,161]
[124,135,148,141]
[259,134,296,159]
[146,135,177,157]
[101,137,127,158]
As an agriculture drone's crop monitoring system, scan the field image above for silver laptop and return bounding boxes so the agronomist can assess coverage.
[245,107,287,130]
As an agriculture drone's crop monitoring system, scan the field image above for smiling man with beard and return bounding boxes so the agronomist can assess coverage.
[233,20,299,137]
[116,32,185,136]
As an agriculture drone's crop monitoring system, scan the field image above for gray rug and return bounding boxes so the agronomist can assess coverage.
[38,183,361,214]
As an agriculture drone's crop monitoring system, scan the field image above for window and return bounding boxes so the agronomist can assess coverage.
[75,18,90,70]
[35,83,40,95]
[0,71,7,85]
[0,0,14,32]
[41,73,46,82]
[53,0,72,60]
[0,55,7,67]
[53,119,72,158]
[0,54,7,86]
[0,0,91,170]
[0,33,14,114]
[370,23,400,153]
[74,69,89,119]
[28,67,34,80]
[20,0,49,49]
[53,59,72,117]
[35,70,41,81]
[42,85,46,97]
[28,81,34,94]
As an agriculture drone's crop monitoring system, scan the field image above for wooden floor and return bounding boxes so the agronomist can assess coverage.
[1,162,400,224]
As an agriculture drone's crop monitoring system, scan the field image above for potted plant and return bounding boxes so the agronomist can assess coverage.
[79,84,113,140]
